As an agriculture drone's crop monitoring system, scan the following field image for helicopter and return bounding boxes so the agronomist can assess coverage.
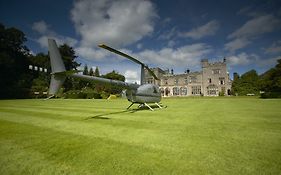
[48,39,163,111]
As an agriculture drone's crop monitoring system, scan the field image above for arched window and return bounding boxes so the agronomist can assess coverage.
[180,87,187,96]
[207,84,218,95]
[160,88,164,96]
[173,87,179,96]
[165,88,170,96]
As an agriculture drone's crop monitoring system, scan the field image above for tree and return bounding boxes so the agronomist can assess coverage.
[101,70,125,95]
[94,67,100,77]
[231,70,260,96]
[83,64,89,75]
[59,44,80,70]
[57,44,80,91]
[28,53,50,97]
[0,23,32,98]
[260,59,281,98]
[102,70,125,81]
[89,67,94,76]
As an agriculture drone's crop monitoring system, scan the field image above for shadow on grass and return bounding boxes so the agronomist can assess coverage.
[85,109,139,120]
[85,104,167,120]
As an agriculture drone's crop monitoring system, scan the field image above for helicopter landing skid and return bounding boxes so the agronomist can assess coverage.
[126,102,135,110]
[144,103,154,111]
[154,102,162,109]
[127,102,163,111]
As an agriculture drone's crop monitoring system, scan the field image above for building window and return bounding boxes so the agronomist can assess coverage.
[165,88,170,96]
[219,77,225,85]
[190,76,197,83]
[184,77,188,84]
[208,78,212,83]
[191,86,201,95]
[160,88,164,96]
[207,84,218,95]
[180,87,187,96]
[212,69,221,74]
[174,78,179,85]
[173,87,180,96]
[147,78,153,84]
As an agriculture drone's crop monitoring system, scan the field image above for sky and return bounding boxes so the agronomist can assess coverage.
[1,0,281,83]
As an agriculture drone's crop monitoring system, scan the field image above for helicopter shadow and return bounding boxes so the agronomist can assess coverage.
[85,105,167,120]
[85,109,137,120]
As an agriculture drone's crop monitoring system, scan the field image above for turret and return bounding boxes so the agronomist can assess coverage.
[201,59,209,68]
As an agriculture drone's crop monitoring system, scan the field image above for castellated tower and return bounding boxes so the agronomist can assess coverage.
[201,59,231,96]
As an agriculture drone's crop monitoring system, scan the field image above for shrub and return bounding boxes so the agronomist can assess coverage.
[260,92,281,98]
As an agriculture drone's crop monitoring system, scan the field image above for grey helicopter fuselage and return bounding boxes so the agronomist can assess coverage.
[125,84,161,104]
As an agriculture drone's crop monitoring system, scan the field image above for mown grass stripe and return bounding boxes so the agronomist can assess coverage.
[0,112,184,153]
[0,120,186,175]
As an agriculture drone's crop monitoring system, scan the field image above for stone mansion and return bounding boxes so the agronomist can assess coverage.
[144,59,232,97]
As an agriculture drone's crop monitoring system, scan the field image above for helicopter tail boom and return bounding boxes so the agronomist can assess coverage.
[47,39,139,96]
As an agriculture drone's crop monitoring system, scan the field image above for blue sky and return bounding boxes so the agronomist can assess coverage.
[1,0,281,83]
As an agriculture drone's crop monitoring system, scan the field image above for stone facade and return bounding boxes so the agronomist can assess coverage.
[144,59,232,97]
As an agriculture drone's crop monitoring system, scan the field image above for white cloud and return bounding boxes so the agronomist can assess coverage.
[163,17,171,24]
[158,27,178,40]
[227,52,280,68]
[225,14,281,52]
[180,20,220,40]
[224,38,251,53]
[32,21,48,34]
[265,46,281,54]
[87,43,212,74]
[71,0,157,48]
[124,70,140,83]
[36,36,78,49]
[227,52,258,66]
[136,43,143,49]
[228,14,281,39]
[32,21,78,48]
[237,6,252,16]
[69,0,157,64]
[167,40,176,47]
[136,43,212,67]
[75,46,110,60]
[264,40,281,54]
[258,56,281,67]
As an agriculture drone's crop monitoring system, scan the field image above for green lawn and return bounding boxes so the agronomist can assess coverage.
[0,97,281,174]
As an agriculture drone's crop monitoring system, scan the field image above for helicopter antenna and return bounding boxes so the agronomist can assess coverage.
[98,44,159,85]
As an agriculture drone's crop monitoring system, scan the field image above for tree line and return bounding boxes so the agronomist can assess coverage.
[0,23,124,99]
[231,60,281,98]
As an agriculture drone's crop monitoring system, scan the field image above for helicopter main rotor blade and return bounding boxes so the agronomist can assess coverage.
[98,44,159,80]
